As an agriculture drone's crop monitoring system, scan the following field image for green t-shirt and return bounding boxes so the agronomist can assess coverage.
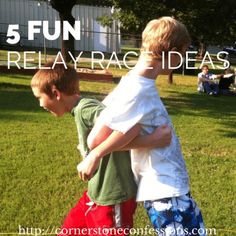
[71,98,137,206]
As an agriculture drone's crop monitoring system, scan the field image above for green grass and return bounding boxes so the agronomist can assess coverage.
[0,72,236,236]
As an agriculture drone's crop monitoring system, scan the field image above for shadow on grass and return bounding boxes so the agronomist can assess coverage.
[1,81,235,138]
[0,82,29,90]
[0,112,41,122]
[161,90,236,138]
[0,83,109,121]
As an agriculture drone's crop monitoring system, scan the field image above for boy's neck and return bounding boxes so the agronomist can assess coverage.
[132,53,173,80]
[63,94,81,113]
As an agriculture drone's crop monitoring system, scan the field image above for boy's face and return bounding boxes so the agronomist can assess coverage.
[32,87,65,117]
[202,67,209,74]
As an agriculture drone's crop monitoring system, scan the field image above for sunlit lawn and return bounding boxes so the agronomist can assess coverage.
[0,71,235,235]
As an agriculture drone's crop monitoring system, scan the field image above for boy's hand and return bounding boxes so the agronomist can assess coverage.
[152,125,172,148]
[77,151,100,181]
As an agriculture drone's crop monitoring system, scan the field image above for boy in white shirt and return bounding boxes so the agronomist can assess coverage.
[78,17,205,236]
[197,65,220,95]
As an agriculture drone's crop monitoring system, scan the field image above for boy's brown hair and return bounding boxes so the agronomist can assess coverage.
[31,62,79,97]
[141,16,191,59]
[201,65,209,70]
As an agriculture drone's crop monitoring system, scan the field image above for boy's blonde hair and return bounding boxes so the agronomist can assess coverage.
[141,17,191,59]
[31,62,79,97]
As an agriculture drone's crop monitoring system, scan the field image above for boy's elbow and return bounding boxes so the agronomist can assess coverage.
[87,135,96,150]
[88,141,96,150]
[87,125,113,150]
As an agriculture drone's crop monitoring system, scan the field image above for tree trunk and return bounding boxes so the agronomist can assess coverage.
[168,72,173,84]
[135,37,141,48]
[199,42,207,59]
[59,13,75,62]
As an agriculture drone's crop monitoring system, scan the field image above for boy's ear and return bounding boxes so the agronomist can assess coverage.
[51,85,61,100]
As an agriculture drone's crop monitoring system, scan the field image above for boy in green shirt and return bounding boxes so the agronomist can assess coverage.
[31,63,171,236]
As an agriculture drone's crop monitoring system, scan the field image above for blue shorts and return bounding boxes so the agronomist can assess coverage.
[144,193,205,236]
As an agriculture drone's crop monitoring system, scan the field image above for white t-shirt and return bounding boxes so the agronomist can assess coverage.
[99,71,190,201]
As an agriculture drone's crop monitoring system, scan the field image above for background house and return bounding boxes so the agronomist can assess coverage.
[0,0,121,53]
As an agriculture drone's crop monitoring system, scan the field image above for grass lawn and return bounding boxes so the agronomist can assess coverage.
[0,71,235,236]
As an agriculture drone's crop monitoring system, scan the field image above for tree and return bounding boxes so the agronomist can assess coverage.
[75,0,112,6]
[98,0,236,57]
[170,0,236,57]
[98,1,174,35]
[49,0,77,62]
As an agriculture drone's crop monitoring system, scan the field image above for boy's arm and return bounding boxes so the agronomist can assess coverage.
[87,118,172,150]
[198,76,210,83]
[122,125,171,150]
[87,118,112,150]
[199,74,222,83]
[77,124,141,181]
[78,125,172,181]
[88,122,171,150]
